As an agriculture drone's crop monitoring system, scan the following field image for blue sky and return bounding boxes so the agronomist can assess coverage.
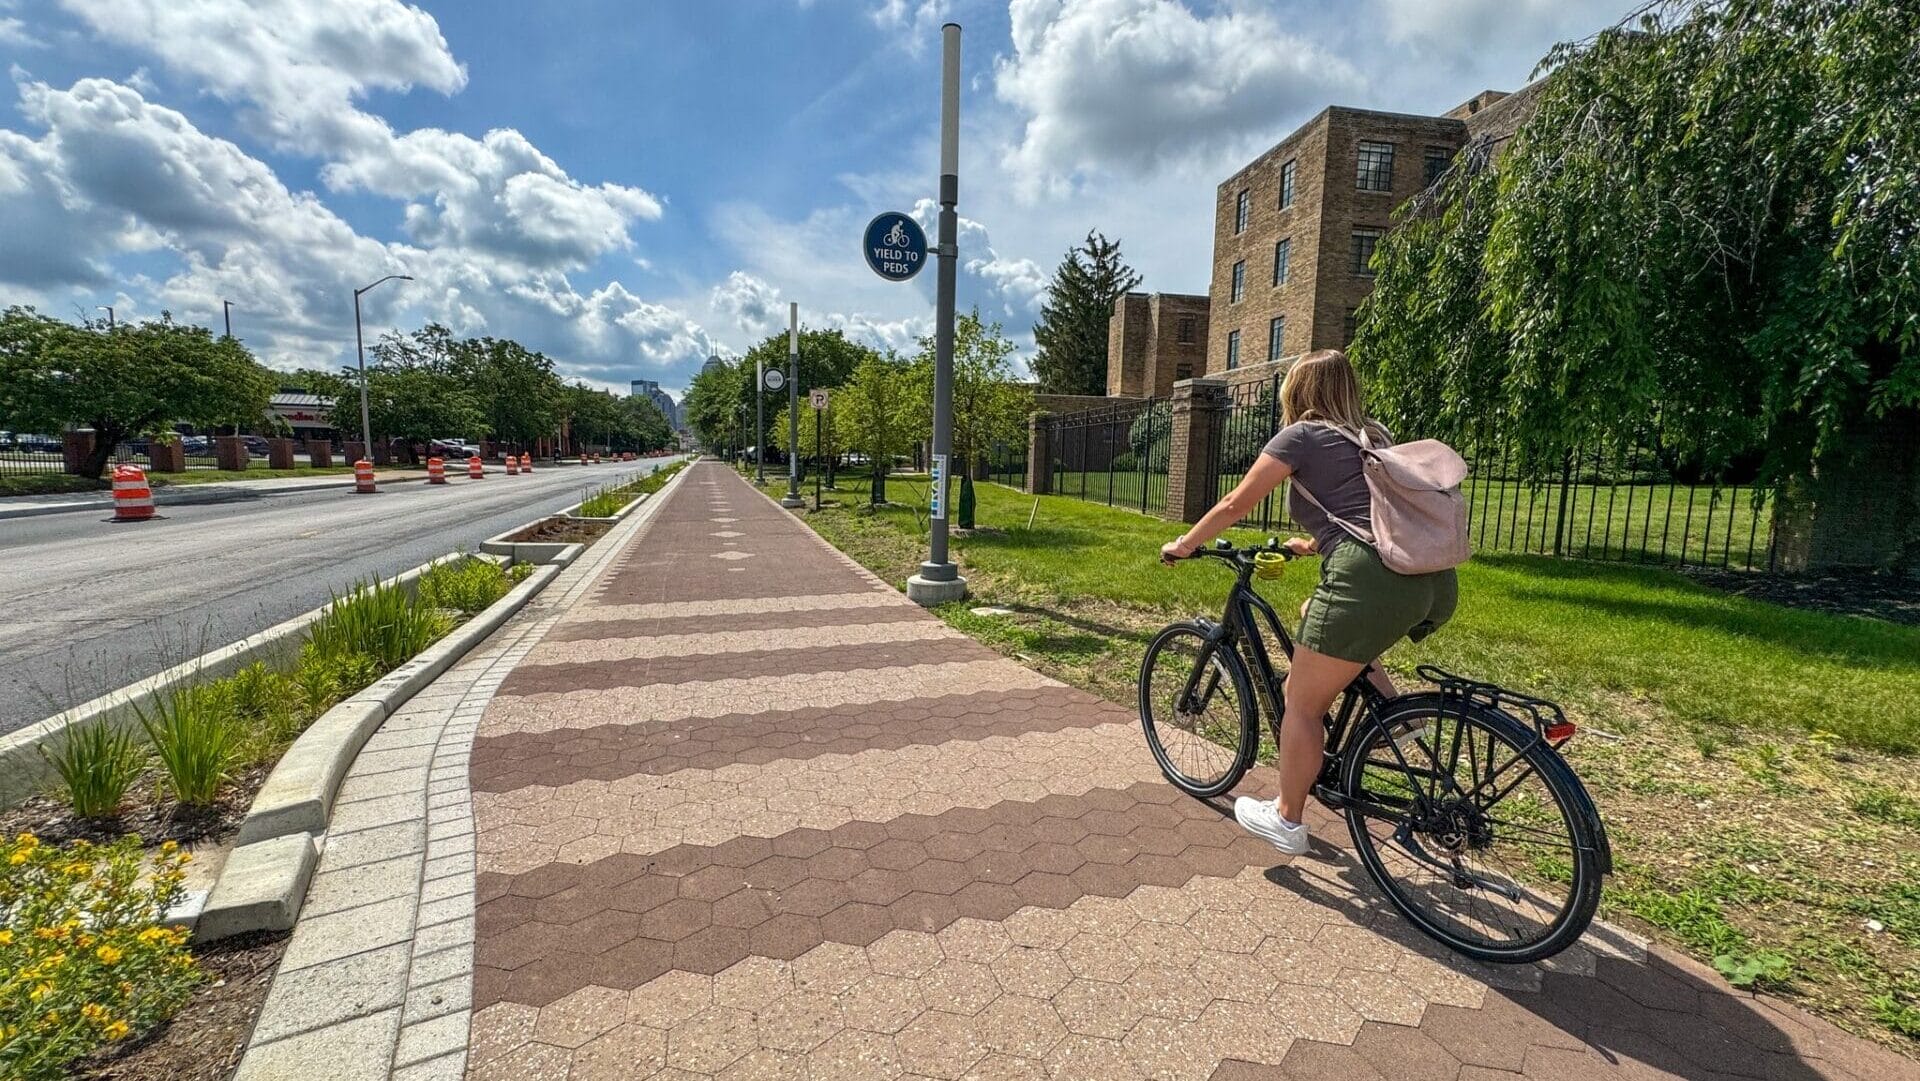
[0,0,1626,399]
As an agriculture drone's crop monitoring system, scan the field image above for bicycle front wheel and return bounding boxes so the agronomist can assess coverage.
[1138,622,1258,798]
[1340,694,1605,964]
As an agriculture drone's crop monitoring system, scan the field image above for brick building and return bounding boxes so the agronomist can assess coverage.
[1108,82,1545,394]
[1106,292,1211,397]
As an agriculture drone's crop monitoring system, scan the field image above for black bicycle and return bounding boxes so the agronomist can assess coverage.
[1139,538,1610,963]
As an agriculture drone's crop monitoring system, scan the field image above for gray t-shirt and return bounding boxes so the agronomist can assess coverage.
[1261,422,1385,555]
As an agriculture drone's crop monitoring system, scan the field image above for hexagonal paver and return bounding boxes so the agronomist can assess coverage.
[569,1023,666,1080]
[868,930,944,978]
[896,1008,992,1080]
[665,1004,759,1074]
[810,1029,904,1081]
[756,988,845,1053]
[628,971,713,1028]
[839,973,928,1034]
[531,984,628,1048]
[1051,978,1144,1040]
[714,955,793,1011]
[989,946,1072,999]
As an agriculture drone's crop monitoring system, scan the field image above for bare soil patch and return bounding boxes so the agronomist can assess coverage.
[73,931,289,1081]
[507,516,612,544]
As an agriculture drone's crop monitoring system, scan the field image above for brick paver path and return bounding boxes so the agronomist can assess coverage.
[463,461,1911,1081]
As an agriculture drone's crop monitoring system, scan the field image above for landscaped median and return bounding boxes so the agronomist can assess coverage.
[0,554,553,1079]
[750,469,1920,1054]
[481,458,685,564]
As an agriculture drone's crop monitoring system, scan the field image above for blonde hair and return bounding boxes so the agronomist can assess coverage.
[1279,349,1386,441]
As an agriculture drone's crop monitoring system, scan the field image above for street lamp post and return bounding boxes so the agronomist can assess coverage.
[781,302,804,508]
[906,23,969,605]
[353,275,413,462]
[223,300,234,338]
[97,306,114,330]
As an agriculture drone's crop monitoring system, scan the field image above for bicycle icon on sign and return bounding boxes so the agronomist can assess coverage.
[884,220,912,247]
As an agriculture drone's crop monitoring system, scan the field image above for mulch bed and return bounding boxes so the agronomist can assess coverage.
[0,762,267,849]
[1684,566,1920,625]
[507,516,612,545]
[72,930,290,1081]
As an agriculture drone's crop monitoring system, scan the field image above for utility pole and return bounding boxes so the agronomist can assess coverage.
[781,302,804,508]
[755,354,766,484]
[223,300,234,338]
[906,22,969,605]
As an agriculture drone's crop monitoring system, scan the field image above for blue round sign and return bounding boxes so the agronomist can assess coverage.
[863,212,929,282]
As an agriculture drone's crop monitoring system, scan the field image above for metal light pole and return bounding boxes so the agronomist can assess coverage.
[781,302,804,508]
[222,300,234,338]
[353,274,413,461]
[907,22,969,605]
[755,355,766,484]
[97,306,114,330]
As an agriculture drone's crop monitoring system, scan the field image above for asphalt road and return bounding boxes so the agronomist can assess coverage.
[0,458,680,735]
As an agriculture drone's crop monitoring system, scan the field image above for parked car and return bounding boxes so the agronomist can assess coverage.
[180,435,211,455]
[430,439,481,458]
[241,435,271,457]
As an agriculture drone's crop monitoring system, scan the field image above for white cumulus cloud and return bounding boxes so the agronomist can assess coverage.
[994,0,1362,196]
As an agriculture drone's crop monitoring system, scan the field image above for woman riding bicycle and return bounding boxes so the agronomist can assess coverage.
[1159,349,1457,854]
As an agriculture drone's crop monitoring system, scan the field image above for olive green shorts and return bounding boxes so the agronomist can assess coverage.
[1298,540,1457,663]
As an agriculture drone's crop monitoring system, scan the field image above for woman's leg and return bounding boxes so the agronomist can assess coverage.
[1275,644,1366,823]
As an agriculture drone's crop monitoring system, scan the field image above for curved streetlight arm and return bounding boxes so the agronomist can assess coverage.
[354,273,414,461]
[355,273,414,299]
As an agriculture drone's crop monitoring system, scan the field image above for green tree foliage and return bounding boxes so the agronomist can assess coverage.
[685,358,748,454]
[832,353,930,505]
[456,336,563,447]
[915,311,1031,528]
[687,330,882,458]
[338,326,484,450]
[1354,0,1919,489]
[562,383,672,453]
[1031,231,1142,395]
[0,307,274,478]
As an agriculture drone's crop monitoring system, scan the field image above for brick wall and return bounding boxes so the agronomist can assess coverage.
[1107,294,1152,397]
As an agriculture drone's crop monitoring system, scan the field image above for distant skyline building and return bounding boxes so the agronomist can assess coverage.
[630,378,680,428]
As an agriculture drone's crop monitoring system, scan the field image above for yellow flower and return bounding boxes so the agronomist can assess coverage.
[31,983,54,1000]
[104,1020,130,1040]
[81,1003,109,1023]
[0,929,12,946]
[116,981,134,997]
[15,832,36,847]
[33,927,59,940]
[7,851,25,865]
[95,944,124,965]
[160,840,178,854]
[137,927,167,945]
[66,861,91,876]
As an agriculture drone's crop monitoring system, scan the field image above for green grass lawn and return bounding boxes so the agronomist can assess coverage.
[0,473,105,498]
[756,468,1920,1050]
[153,465,364,486]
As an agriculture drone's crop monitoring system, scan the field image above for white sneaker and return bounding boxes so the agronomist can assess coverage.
[1234,797,1310,855]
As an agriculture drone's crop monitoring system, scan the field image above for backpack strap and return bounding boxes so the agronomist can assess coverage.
[1288,475,1378,547]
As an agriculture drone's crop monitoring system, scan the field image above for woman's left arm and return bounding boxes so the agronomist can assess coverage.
[1160,453,1292,562]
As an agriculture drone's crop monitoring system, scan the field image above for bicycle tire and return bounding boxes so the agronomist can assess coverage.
[1138,622,1259,798]
[1340,693,1604,964]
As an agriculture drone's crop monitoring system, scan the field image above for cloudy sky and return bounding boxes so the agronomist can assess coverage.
[0,0,1627,396]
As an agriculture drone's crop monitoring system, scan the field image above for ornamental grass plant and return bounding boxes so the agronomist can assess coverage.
[134,684,238,808]
[38,725,146,820]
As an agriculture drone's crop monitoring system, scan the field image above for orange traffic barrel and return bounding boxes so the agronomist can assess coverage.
[506,455,519,476]
[520,453,533,473]
[111,463,155,522]
[427,456,446,484]
[467,455,484,479]
[354,459,376,493]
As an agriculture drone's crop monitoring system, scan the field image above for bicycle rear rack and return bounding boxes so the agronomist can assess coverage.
[1415,665,1578,749]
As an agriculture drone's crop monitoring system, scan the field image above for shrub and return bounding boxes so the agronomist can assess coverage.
[290,645,342,719]
[0,834,201,1081]
[577,482,632,518]
[38,725,146,819]
[417,558,513,616]
[307,577,450,672]
[134,685,238,807]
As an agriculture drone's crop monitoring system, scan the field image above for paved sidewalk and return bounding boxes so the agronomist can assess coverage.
[241,461,1916,1080]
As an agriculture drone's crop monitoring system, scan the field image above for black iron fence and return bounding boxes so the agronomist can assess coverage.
[987,440,1027,490]
[1024,398,1171,517]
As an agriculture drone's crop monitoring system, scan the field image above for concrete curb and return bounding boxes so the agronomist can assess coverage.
[232,561,563,849]
[0,554,460,808]
[198,560,562,943]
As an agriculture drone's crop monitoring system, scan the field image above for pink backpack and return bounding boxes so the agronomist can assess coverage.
[1291,424,1471,575]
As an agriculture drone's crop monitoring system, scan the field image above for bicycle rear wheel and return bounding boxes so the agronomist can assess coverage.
[1138,622,1258,798]
[1340,694,1604,963]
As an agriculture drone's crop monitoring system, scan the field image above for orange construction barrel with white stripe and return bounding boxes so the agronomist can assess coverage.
[111,463,155,522]
[467,455,484,479]
[520,453,533,473]
[505,455,519,476]
[427,456,446,484]
[353,459,376,494]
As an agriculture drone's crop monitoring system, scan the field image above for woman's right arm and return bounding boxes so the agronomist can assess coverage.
[1160,453,1293,562]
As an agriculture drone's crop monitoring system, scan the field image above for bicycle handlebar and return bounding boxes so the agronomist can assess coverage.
[1164,538,1295,568]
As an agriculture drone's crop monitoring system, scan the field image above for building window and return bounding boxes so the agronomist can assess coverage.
[1272,238,1290,286]
[1176,315,1195,344]
[1230,260,1245,302]
[1344,308,1359,345]
[1267,317,1286,362]
[1174,361,1193,381]
[1234,188,1250,234]
[1226,330,1241,370]
[1279,159,1296,209]
[1352,228,1384,276]
[1424,146,1451,188]
[1357,140,1395,192]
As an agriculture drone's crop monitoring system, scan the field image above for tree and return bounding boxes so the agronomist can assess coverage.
[1355,0,1919,513]
[834,353,927,505]
[741,328,874,400]
[453,336,563,448]
[334,326,483,452]
[914,311,1031,528]
[1030,231,1142,395]
[0,308,274,478]
[685,358,748,455]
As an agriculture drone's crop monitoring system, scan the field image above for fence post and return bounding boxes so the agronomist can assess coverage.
[1025,412,1053,495]
[1551,451,1574,556]
[1166,378,1228,524]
